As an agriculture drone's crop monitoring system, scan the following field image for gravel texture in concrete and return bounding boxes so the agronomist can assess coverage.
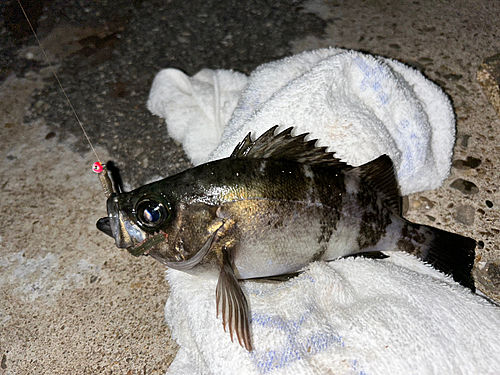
[1,0,499,373]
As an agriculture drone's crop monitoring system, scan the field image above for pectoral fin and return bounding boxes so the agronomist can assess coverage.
[216,249,252,351]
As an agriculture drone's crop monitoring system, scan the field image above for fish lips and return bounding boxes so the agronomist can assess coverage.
[96,217,113,238]
[96,193,147,249]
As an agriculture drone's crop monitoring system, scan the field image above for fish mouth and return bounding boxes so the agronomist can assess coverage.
[95,193,149,249]
[97,217,113,238]
[97,216,169,256]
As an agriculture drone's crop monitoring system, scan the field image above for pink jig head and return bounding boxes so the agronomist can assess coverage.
[93,161,104,173]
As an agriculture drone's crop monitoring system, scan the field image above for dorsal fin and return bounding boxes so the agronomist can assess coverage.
[231,126,350,169]
[356,155,401,214]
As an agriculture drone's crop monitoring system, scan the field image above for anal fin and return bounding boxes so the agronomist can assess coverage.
[347,251,389,260]
[251,272,302,282]
[216,249,252,351]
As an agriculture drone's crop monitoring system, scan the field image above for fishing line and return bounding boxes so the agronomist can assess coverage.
[17,0,116,197]
[16,0,102,165]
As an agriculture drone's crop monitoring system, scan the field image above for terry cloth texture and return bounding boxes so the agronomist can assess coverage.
[165,256,500,375]
[148,48,456,196]
[147,48,500,374]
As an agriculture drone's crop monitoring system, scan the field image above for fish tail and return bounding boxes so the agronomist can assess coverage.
[418,225,476,291]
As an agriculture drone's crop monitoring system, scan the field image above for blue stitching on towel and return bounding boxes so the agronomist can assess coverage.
[354,57,390,106]
[397,117,425,178]
[398,119,414,177]
[250,308,366,374]
[351,359,369,375]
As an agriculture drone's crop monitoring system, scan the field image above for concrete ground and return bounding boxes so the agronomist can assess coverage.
[0,0,499,373]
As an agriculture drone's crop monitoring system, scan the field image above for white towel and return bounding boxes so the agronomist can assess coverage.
[165,256,500,375]
[148,48,455,195]
[147,48,500,374]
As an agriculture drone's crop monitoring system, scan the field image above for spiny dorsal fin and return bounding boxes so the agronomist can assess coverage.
[231,126,350,168]
[356,155,401,214]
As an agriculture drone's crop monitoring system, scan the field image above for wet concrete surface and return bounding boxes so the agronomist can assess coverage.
[1,0,499,373]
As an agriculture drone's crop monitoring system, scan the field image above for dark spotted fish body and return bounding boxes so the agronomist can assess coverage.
[97,126,476,351]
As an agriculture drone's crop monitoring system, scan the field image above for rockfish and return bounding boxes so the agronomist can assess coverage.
[97,126,476,351]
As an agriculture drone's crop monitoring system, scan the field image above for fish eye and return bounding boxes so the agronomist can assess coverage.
[136,199,169,228]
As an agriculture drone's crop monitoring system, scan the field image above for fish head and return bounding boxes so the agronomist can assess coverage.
[97,184,220,269]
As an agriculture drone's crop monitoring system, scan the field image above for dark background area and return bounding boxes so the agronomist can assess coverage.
[1,0,326,186]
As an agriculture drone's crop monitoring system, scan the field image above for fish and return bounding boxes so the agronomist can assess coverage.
[96,126,476,351]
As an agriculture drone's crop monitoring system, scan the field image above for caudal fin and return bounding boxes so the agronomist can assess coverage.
[422,226,476,291]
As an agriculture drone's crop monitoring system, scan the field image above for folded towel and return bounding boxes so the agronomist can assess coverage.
[148,67,248,167]
[165,255,500,375]
[148,48,456,195]
[147,48,500,374]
